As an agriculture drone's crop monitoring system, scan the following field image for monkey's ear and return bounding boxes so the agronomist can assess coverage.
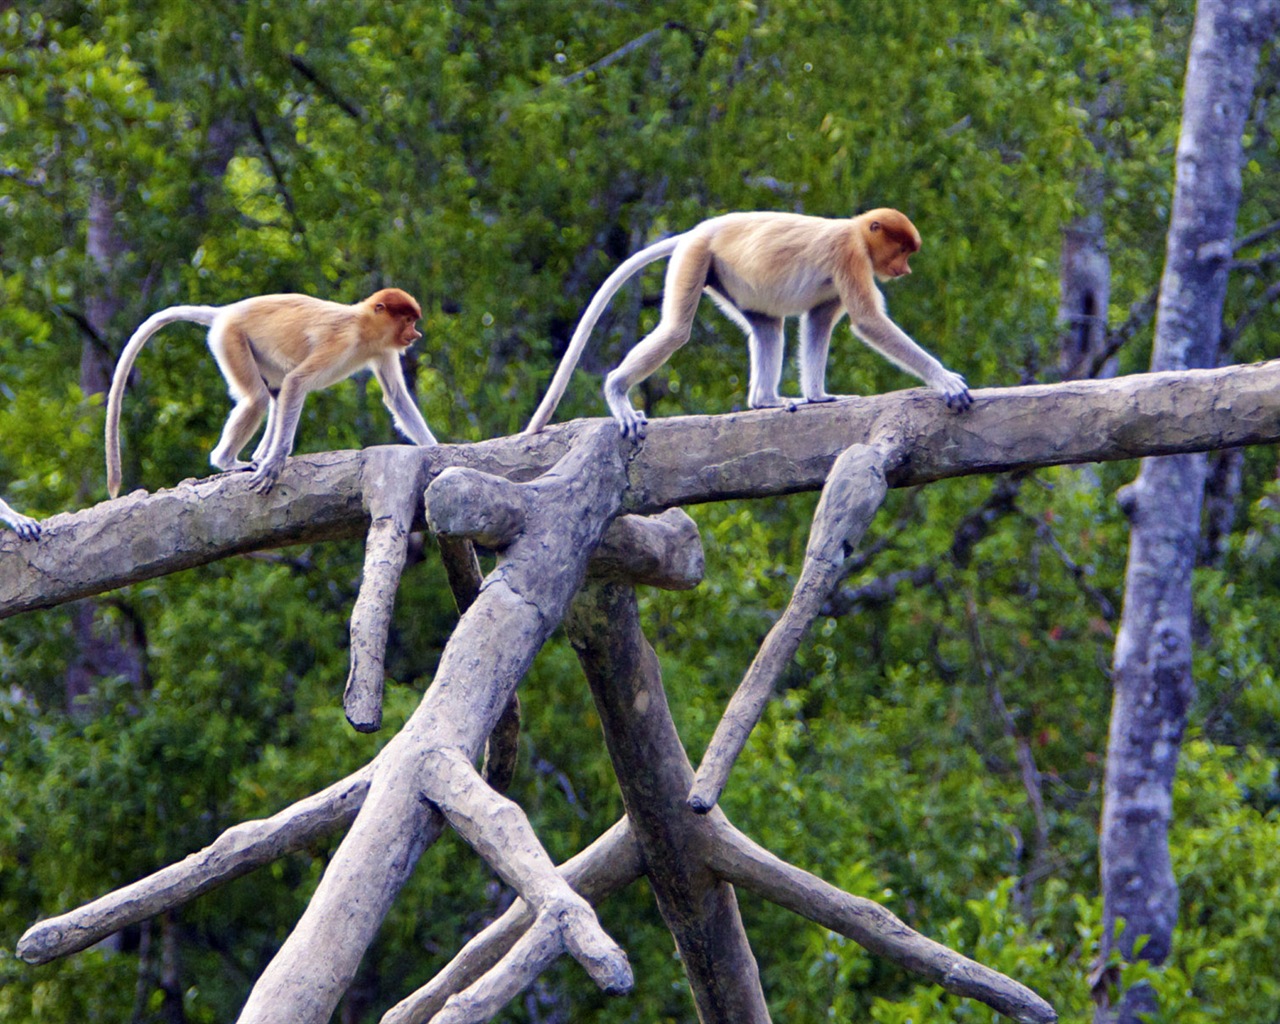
[374,302,386,313]
[869,221,881,232]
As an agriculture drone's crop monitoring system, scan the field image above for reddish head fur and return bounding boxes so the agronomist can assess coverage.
[366,287,423,347]
[367,287,423,321]
[858,208,921,280]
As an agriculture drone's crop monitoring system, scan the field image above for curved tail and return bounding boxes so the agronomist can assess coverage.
[524,233,686,435]
[106,305,220,498]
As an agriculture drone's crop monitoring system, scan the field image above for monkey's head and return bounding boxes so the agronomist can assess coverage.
[368,288,424,348]
[861,208,921,282]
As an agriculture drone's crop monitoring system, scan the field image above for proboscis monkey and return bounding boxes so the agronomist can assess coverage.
[106,288,436,496]
[524,208,971,438]
[0,497,40,540]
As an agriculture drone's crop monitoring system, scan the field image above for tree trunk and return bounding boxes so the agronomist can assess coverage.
[1096,3,1280,1021]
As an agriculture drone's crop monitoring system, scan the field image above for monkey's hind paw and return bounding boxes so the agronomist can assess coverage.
[247,461,283,494]
[945,388,973,412]
[12,518,40,541]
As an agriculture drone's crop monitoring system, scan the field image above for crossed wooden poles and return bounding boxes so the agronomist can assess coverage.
[16,362,1280,1022]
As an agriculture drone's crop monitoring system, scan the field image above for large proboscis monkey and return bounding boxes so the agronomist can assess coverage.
[106,288,437,497]
[0,497,40,540]
[524,208,971,438]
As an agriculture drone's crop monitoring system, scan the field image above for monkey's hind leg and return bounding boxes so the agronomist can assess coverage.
[603,238,711,440]
[207,324,272,474]
[249,397,279,465]
[798,298,844,404]
[741,311,785,410]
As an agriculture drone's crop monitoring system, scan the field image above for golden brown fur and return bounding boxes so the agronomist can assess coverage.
[524,208,967,438]
[106,288,436,497]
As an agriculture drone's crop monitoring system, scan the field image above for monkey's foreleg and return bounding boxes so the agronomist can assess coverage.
[851,315,972,411]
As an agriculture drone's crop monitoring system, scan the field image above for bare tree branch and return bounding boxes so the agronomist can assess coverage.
[707,821,1057,1024]
[690,440,898,812]
[344,448,431,731]
[10,362,1280,618]
[18,765,375,964]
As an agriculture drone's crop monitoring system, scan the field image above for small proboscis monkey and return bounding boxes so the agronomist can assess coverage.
[0,496,40,540]
[106,288,437,497]
[524,208,971,438]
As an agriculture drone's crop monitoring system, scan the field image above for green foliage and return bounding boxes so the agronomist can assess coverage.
[4,1,1279,1022]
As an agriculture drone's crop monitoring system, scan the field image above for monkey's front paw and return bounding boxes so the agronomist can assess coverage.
[248,460,283,494]
[616,409,647,441]
[12,517,40,541]
[932,371,972,412]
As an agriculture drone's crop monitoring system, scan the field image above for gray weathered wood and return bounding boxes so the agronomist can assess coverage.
[707,822,1056,1023]
[380,819,642,1024]
[1097,4,1280,1022]
[18,764,375,964]
[344,448,431,731]
[8,363,1280,618]
[567,579,771,1024]
[426,466,529,548]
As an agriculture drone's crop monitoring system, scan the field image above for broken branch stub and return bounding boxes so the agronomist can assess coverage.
[344,448,430,732]
[587,507,704,589]
[426,465,529,548]
[689,440,896,813]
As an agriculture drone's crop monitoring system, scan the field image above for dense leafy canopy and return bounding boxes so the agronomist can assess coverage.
[2,2,1279,1021]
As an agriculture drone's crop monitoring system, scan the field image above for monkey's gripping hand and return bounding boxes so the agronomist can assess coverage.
[930,367,972,412]
[1,508,41,541]
[616,407,648,441]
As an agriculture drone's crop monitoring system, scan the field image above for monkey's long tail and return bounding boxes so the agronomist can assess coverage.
[523,234,686,435]
[106,305,220,498]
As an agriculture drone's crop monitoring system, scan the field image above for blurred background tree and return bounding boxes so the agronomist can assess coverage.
[2,2,1279,1021]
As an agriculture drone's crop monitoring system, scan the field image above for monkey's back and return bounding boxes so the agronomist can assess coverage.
[223,294,363,377]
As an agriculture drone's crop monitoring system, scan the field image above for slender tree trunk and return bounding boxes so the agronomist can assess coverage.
[1096,3,1280,1021]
